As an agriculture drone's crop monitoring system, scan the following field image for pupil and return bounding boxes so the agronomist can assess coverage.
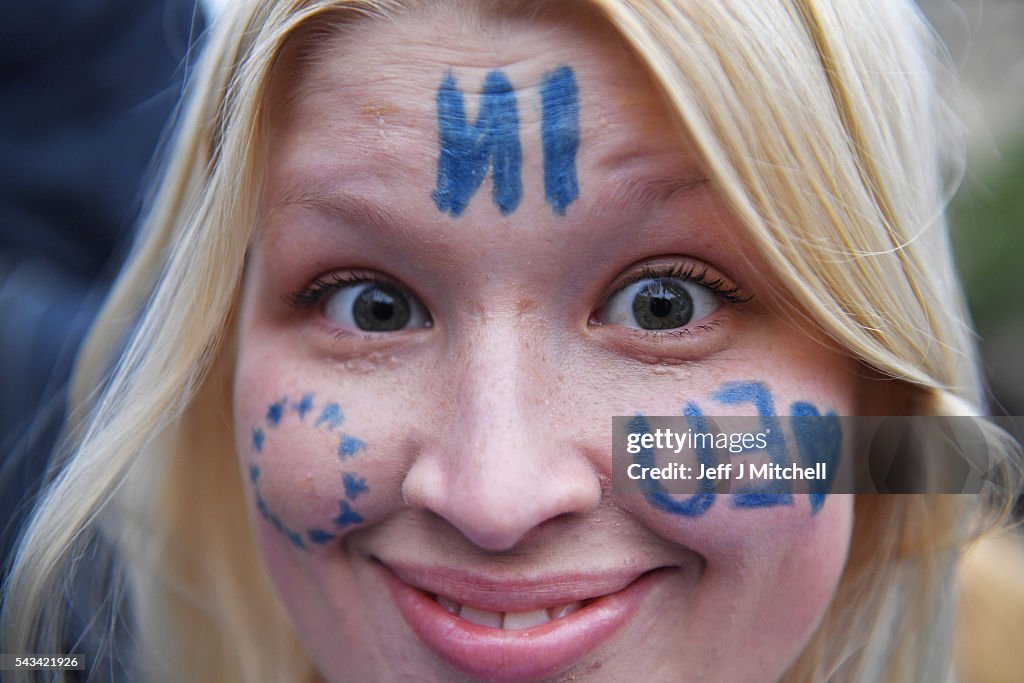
[649,296,672,317]
[353,284,411,331]
[371,299,394,321]
[632,279,694,330]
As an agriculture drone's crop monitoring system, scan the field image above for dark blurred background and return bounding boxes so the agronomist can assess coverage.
[0,0,205,574]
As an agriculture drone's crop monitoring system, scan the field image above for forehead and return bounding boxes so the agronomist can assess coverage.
[268,4,698,182]
[298,6,653,99]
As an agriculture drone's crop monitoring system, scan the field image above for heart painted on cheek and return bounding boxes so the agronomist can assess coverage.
[790,402,841,515]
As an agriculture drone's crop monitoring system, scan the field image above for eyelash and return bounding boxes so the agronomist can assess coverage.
[288,272,380,309]
[617,263,752,304]
[287,261,752,329]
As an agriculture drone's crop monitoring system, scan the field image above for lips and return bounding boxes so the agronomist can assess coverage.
[378,561,661,682]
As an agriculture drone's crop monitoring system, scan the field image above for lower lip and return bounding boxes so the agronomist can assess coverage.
[380,565,658,682]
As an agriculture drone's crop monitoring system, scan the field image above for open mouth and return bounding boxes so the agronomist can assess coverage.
[378,561,664,682]
[431,593,590,630]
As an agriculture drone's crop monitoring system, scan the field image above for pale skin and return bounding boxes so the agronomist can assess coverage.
[234,5,860,682]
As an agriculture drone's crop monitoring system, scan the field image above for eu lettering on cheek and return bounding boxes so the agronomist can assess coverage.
[433,65,579,217]
[633,381,841,518]
[247,393,370,549]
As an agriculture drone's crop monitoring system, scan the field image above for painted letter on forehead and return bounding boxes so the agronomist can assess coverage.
[540,66,580,215]
[432,66,580,217]
[433,69,522,216]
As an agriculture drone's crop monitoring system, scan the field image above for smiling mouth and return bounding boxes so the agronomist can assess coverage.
[431,593,589,630]
[378,561,665,682]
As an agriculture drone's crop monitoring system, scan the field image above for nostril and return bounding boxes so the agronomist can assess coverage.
[405,460,602,551]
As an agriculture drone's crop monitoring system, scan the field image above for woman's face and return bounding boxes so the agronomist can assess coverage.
[234,7,858,683]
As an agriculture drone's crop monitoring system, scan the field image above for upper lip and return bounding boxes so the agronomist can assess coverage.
[378,559,662,613]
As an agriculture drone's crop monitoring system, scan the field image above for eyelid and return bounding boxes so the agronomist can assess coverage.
[286,269,433,333]
[597,256,751,311]
[289,270,408,310]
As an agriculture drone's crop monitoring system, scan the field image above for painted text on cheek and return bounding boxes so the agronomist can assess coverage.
[633,381,841,517]
[433,66,580,217]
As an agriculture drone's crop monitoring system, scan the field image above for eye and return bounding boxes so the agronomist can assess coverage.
[598,277,721,331]
[323,281,431,332]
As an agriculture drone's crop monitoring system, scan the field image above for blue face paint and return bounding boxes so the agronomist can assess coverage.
[790,402,841,514]
[539,66,580,215]
[631,406,717,517]
[333,500,365,528]
[249,394,369,550]
[307,529,336,545]
[337,434,366,459]
[252,428,265,453]
[714,382,793,509]
[256,492,270,519]
[266,400,285,427]
[255,491,306,548]
[343,472,369,500]
[316,402,344,430]
[433,69,522,216]
[629,382,839,518]
[294,392,314,420]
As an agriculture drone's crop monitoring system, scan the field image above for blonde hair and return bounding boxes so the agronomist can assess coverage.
[2,1,1020,681]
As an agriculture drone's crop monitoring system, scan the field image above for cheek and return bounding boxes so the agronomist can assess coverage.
[234,390,366,549]
[699,497,852,616]
[715,499,853,662]
[610,376,856,668]
[627,494,853,677]
[234,376,406,553]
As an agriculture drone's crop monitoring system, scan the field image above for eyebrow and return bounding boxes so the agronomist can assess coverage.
[267,169,710,240]
[268,180,405,238]
[594,172,710,217]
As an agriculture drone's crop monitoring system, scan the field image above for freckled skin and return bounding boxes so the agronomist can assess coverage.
[233,6,861,683]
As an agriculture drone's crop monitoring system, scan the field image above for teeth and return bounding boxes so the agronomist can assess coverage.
[548,601,582,619]
[437,595,461,616]
[502,609,550,630]
[460,605,503,628]
[434,596,584,630]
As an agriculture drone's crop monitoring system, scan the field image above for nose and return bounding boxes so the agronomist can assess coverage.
[402,322,601,551]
